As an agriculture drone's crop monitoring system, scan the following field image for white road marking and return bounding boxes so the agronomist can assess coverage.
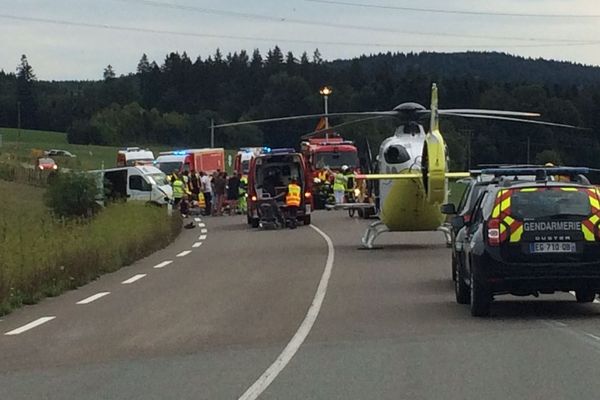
[200,228,208,234]
[238,224,335,400]
[194,217,202,222]
[176,250,192,257]
[192,242,203,248]
[76,292,110,305]
[122,274,147,284]
[5,317,56,336]
[554,321,568,327]
[199,235,207,240]
[198,223,206,227]
[586,333,600,341]
[153,260,173,269]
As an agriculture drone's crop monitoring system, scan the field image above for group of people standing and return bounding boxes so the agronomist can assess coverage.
[170,169,246,217]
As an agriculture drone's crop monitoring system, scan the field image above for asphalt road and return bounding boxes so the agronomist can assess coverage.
[2,211,600,399]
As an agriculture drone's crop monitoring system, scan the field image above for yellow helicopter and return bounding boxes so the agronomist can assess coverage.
[215,84,580,248]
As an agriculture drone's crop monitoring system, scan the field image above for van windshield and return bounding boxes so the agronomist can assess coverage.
[510,188,591,219]
[147,173,169,186]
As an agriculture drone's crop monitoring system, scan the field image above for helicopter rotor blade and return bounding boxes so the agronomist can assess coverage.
[214,111,397,128]
[443,112,588,130]
[439,109,541,117]
[301,115,391,139]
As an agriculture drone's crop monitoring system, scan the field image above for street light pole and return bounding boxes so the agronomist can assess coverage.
[210,118,215,148]
[319,86,333,140]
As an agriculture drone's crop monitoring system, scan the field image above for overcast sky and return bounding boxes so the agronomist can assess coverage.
[1,0,600,81]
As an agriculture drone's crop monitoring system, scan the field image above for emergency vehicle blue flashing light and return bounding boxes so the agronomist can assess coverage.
[481,167,589,177]
[172,150,188,155]
[269,148,296,154]
[261,147,272,153]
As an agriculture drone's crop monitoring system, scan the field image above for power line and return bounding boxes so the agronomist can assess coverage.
[306,0,600,19]
[114,0,598,44]
[0,13,597,49]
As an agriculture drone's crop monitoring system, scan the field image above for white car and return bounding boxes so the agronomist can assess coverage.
[45,149,76,158]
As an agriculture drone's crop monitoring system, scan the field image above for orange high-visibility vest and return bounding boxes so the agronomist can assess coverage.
[286,184,301,207]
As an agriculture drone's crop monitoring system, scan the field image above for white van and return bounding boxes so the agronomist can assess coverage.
[91,166,172,205]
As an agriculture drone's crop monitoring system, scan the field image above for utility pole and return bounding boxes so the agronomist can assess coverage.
[17,101,21,146]
[210,118,215,148]
[526,136,531,164]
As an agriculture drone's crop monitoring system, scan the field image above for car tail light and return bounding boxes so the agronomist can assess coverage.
[39,165,44,170]
[487,218,501,246]
[52,165,58,170]
[251,195,257,202]
[304,192,312,198]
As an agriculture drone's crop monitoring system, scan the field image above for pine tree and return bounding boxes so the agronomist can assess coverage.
[16,54,37,129]
[103,65,116,80]
[312,49,323,64]
[137,54,151,74]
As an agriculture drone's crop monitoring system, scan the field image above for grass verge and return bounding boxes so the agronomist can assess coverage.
[0,180,181,315]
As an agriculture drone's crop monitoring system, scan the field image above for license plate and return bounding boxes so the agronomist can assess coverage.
[529,242,576,253]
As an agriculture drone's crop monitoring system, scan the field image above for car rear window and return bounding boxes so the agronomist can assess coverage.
[510,188,591,219]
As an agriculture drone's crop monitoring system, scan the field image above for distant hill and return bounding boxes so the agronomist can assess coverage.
[332,51,600,86]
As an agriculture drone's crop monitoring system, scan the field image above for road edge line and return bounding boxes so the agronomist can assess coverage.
[238,224,335,400]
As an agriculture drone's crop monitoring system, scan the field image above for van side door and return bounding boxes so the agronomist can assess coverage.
[128,172,153,201]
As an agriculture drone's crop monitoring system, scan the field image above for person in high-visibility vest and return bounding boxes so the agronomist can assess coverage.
[332,165,349,204]
[286,178,302,229]
[171,173,185,207]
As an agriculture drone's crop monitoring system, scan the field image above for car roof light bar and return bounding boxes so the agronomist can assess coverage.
[481,167,589,177]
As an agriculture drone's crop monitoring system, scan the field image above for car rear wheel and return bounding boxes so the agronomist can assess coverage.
[470,268,491,317]
[455,262,470,305]
[251,217,259,228]
[576,290,596,303]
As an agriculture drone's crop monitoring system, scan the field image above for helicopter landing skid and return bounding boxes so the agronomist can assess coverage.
[361,220,389,249]
[437,224,453,248]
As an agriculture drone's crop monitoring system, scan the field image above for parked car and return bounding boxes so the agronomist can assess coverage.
[37,157,58,171]
[45,149,76,158]
[449,167,600,317]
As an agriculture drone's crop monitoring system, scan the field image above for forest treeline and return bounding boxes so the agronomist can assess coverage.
[1,49,600,169]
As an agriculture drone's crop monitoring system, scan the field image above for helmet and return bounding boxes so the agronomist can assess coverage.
[544,162,555,167]
[341,165,349,172]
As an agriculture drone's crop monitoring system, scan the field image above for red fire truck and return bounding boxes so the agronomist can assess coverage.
[155,148,225,175]
[300,135,360,209]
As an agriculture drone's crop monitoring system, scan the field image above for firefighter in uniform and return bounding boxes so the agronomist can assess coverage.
[332,165,349,204]
[286,178,302,229]
[171,173,185,207]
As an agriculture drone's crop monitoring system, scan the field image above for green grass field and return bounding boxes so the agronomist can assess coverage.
[0,179,181,315]
[0,127,237,173]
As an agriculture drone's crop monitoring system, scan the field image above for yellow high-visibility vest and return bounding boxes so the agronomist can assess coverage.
[286,184,301,207]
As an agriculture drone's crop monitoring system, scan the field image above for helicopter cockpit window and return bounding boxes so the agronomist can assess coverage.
[384,145,411,164]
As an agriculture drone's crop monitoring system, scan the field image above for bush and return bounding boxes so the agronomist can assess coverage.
[45,172,99,218]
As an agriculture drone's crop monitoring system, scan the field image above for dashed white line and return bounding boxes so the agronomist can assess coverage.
[199,235,207,240]
[122,274,147,284]
[176,250,192,257]
[586,333,600,341]
[194,217,202,222]
[198,223,206,227]
[200,228,208,234]
[238,224,335,400]
[5,317,56,336]
[76,292,110,305]
[153,260,173,269]
[192,242,203,248]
